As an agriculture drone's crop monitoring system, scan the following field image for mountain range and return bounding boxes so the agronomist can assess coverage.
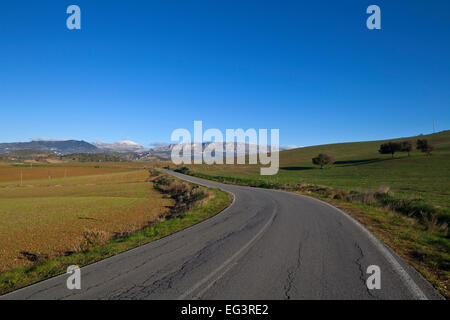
[91,141,150,153]
[0,139,300,162]
[0,140,98,155]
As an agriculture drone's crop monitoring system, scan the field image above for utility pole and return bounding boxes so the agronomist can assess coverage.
[433,119,436,133]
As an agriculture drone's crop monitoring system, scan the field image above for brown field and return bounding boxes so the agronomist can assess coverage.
[0,166,135,183]
[0,166,173,271]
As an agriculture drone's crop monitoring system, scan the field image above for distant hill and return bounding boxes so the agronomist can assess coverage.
[0,139,160,160]
[60,153,124,162]
[0,139,293,161]
[278,130,450,167]
[0,149,58,162]
[146,142,283,161]
[92,140,149,153]
[0,140,99,155]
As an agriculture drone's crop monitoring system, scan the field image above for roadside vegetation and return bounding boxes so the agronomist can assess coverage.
[0,165,232,295]
[175,130,450,298]
[152,173,212,219]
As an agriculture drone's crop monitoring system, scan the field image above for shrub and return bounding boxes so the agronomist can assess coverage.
[377,185,390,194]
[312,153,333,169]
[420,212,449,236]
[416,139,434,155]
[78,230,109,252]
[400,141,413,156]
[175,166,190,174]
[378,142,401,158]
[148,168,160,177]
[153,176,208,219]
[333,189,351,201]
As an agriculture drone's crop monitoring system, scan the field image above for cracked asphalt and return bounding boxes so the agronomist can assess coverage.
[1,170,443,300]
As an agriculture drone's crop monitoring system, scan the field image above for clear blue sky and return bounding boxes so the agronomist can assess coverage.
[1,0,449,147]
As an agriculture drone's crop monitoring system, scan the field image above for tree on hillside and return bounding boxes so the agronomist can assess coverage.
[312,153,333,169]
[400,141,413,156]
[416,139,433,155]
[378,142,401,158]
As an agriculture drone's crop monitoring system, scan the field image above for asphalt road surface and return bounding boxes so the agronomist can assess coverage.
[1,170,443,300]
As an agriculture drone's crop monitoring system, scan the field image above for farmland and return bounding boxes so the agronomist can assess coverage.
[0,165,134,183]
[0,167,173,272]
[0,163,231,284]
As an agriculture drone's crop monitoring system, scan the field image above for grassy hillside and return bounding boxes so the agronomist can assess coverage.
[185,130,450,214]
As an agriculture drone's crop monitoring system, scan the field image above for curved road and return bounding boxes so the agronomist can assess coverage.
[1,170,442,300]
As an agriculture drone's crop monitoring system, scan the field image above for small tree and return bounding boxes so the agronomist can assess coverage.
[416,139,433,155]
[378,142,401,158]
[312,153,333,169]
[400,141,413,156]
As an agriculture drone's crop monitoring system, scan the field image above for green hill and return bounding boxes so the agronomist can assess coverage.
[61,153,124,162]
[280,129,450,165]
[185,130,450,214]
[0,150,57,162]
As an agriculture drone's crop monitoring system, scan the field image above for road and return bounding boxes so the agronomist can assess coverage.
[1,170,442,300]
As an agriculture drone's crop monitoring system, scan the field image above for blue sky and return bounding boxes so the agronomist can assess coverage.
[1,0,449,147]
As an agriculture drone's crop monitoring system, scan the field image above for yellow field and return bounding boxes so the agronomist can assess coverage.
[0,166,173,271]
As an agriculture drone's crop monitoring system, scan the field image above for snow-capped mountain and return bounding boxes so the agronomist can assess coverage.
[92,140,149,153]
[280,145,302,150]
[145,142,284,161]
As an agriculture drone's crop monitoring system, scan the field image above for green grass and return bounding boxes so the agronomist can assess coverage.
[0,188,232,295]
